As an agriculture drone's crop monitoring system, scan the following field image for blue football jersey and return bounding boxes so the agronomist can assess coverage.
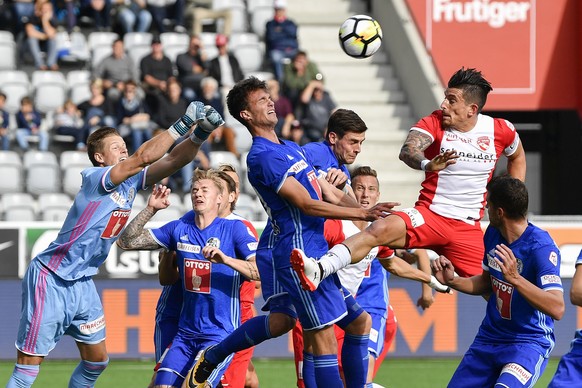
[302,141,351,187]
[356,258,390,316]
[247,137,329,269]
[35,166,147,280]
[150,217,257,340]
[477,223,563,357]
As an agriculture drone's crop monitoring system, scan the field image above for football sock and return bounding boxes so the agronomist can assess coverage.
[302,352,315,388]
[319,244,352,279]
[342,333,370,388]
[68,359,109,388]
[365,383,374,388]
[313,354,343,388]
[6,363,39,388]
[207,315,271,365]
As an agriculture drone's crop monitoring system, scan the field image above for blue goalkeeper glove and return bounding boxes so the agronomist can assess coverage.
[190,106,225,144]
[168,101,206,140]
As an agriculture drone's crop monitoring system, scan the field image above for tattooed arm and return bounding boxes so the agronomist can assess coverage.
[117,185,171,250]
[399,130,458,172]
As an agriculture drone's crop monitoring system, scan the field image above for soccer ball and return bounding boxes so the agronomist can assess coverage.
[338,15,383,59]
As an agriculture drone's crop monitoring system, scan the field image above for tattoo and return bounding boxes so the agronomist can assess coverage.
[399,130,433,169]
[117,207,161,250]
[246,261,260,281]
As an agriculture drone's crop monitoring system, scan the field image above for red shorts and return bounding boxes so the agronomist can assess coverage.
[392,206,484,277]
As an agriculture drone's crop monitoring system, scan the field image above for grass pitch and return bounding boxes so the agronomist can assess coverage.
[0,357,560,387]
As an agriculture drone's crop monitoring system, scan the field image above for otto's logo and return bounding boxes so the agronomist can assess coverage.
[477,136,490,151]
[184,259,211,293]
[432,0,532,28]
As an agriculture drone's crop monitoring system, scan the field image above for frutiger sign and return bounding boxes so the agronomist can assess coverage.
[432,0,531,28]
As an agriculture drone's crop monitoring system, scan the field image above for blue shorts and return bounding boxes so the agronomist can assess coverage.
[278,267,347,331]
[154,314,180,362]
[155,332,232,388]
[548,334,582,387]
[449,342,548,388]
[336,286,365,330]
[366,311,387,358]
[16,259,106,356]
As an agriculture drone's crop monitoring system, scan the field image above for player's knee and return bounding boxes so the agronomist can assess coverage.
[346,311,371,336]
[269,313,296,337]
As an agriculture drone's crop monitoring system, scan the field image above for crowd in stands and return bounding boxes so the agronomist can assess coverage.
[0,0,342,217]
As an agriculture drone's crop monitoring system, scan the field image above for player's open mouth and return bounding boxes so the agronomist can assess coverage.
[119,157,127,162]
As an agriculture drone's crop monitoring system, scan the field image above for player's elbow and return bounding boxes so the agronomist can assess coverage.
[116,238,130,250]
[570,287,582,307]
[549,302,565,321]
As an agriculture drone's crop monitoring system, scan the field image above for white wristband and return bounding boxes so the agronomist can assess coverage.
[420,159,430,171]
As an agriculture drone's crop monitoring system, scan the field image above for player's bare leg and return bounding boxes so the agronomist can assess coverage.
[245,360,259,388]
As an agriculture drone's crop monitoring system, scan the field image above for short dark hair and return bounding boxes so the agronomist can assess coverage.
[447,67,493,112]
[486,175,528,219]
[87,126,120,166]
[326,109,367,140]
[226,77,268,128]
[0,91,6,100]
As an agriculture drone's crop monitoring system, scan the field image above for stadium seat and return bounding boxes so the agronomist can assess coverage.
[229,32,259,47]
[250,6,274,38]
[38,193,72,222]
[161,32,189,63]
[128,45,152,73]
[0,40,16,70]
[31,71,68,114]
[91,45,114,70]
[67,70,92,105]
[62,165,86,197]
[55,31,90,64]
[168,192,183,211]
[0,31,15,43]
[150,206,185,223]
[0,151,24,194]
[209,151,241,171]
[88,31,119,70]
[239,151,253,196]
[23,151,61,195]
[1,193,36,221]
[183,193,192,211]
[123,32,153,50]
[60,150,92,170]
[0,70,31,114]
[232,43,264,74]
[229,119,253,153]
[235,193,262,221]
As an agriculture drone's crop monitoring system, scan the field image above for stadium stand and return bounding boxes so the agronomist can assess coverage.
[0,151,24,194]
[23,150,61,195]
[1,192,36,221]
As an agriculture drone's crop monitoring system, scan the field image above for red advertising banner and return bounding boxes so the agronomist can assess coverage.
[405,0,581,111]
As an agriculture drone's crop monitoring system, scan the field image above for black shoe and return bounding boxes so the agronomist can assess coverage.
[188,346,218,387]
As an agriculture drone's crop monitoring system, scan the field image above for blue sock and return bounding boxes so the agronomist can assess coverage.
[207,315,271,364]
[302,352,315,388]
[7,364,39,388]
[68,359,109,388]
[313,354,343,388]
[342,333,370,388]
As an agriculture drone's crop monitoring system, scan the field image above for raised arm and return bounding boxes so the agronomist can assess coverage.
[399,130,458,172]
[414,249,436,309]
[117,185,171,250]
[506,141,526,182]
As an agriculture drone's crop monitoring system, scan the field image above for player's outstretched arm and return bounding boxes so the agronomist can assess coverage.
[506,141,526,182]
[378,256,450,294]
[117,185,171,250]
[399,130,458,172]
[145,106,225,186]
[202,246,260,281]
[158,250,179,286]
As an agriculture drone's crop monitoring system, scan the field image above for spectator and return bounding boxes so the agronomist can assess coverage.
[93,38,138,101]
[80,0,112,31]
[266,78,296,141]
[0,92,10,150]
[207,33,244,97]
[115,80,154,151]
[12,0,35,34]
[53,99,88,150]
[175,34,207,101]
[140,35,175,111]
[24,0,58,70]
[115,0,152,34]
[296,79,337,144]
[154,78,188,129]
[15,96,48,151]
[265,0,298,82]
[282,50,321,108]
[77,78,116,136]
[146,0,185,33]
[52,0,79,34]
[186,0,232,37]
[200,76,238,158]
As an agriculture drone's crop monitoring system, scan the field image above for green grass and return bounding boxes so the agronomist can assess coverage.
[0,357,560,387]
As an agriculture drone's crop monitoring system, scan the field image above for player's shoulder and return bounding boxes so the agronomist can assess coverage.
[491,116,517,132]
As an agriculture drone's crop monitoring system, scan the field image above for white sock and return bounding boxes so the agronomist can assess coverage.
[319,244,352,279]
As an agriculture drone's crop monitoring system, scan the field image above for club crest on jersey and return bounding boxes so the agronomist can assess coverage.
[206,237,220,248]
[477,136,490,151]
[549,251,558,266]
[127,187,136,203]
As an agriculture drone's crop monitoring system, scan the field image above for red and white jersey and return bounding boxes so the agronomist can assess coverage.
[324,219,393,296]
[412,110,520,222]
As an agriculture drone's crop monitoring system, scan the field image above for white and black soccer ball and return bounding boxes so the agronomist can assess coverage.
[338,15,383,59]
